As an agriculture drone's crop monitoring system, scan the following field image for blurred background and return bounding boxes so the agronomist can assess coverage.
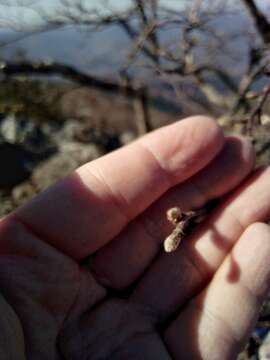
[0,1,270,357]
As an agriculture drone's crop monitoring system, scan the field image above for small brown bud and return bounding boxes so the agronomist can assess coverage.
[167,207,182,224]
[164,221,185,252]
[164,206,208,253]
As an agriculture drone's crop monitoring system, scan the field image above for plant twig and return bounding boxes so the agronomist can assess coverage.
[246,83,270,135]
[164,207,206,252]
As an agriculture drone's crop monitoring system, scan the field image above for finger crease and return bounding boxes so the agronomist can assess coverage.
[226,208,246,235]
[138,141,173,190]
[182,243,210,285]
[86,165,131,225]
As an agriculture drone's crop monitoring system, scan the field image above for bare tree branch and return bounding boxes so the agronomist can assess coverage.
[0,0,269,132]
[242,0,270,43]
[0,60,144,98]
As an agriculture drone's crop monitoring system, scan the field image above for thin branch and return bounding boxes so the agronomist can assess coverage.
[247,83,270,134]
[133,89,152,134]
[242,0,270,43]
[231,59,269,114]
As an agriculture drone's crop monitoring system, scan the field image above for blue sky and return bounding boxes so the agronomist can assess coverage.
[0,1,134,31]
[0,0,267,79]
[0,0,232,30]
[0,0,268,32]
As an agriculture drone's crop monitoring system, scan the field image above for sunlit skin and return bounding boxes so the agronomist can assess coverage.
[0,116,270,359]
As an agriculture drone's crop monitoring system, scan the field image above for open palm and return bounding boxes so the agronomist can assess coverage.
[1,116,270,360]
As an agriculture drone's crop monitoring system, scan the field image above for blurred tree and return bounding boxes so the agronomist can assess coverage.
[0,0,269,133]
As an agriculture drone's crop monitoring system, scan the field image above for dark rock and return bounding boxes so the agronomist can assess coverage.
[0,142,31,188]
[0,113,5,122]
[0,191,14,216]
[23,125,57,161]
[0,113,57,161]
[73,126,121,152]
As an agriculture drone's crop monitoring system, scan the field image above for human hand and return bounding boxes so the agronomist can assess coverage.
[1,116,270,359]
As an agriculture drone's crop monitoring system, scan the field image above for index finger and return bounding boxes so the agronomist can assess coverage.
[10,116,224,259]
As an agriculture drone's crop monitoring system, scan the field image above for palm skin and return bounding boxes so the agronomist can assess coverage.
[1,116,270,360]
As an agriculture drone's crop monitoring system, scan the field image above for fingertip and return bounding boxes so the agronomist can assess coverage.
[172,115,224,149]
[239,222,270,259]
[174,116,225,164]
[140,115,225,185]
[244,221,270,237]
[182,115,224,142]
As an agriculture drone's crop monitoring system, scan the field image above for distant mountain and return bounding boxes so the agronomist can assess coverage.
[0,24,130,76]
[0,8,260,83]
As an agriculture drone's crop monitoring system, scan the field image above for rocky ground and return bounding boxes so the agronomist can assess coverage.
[0,78,270,358]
